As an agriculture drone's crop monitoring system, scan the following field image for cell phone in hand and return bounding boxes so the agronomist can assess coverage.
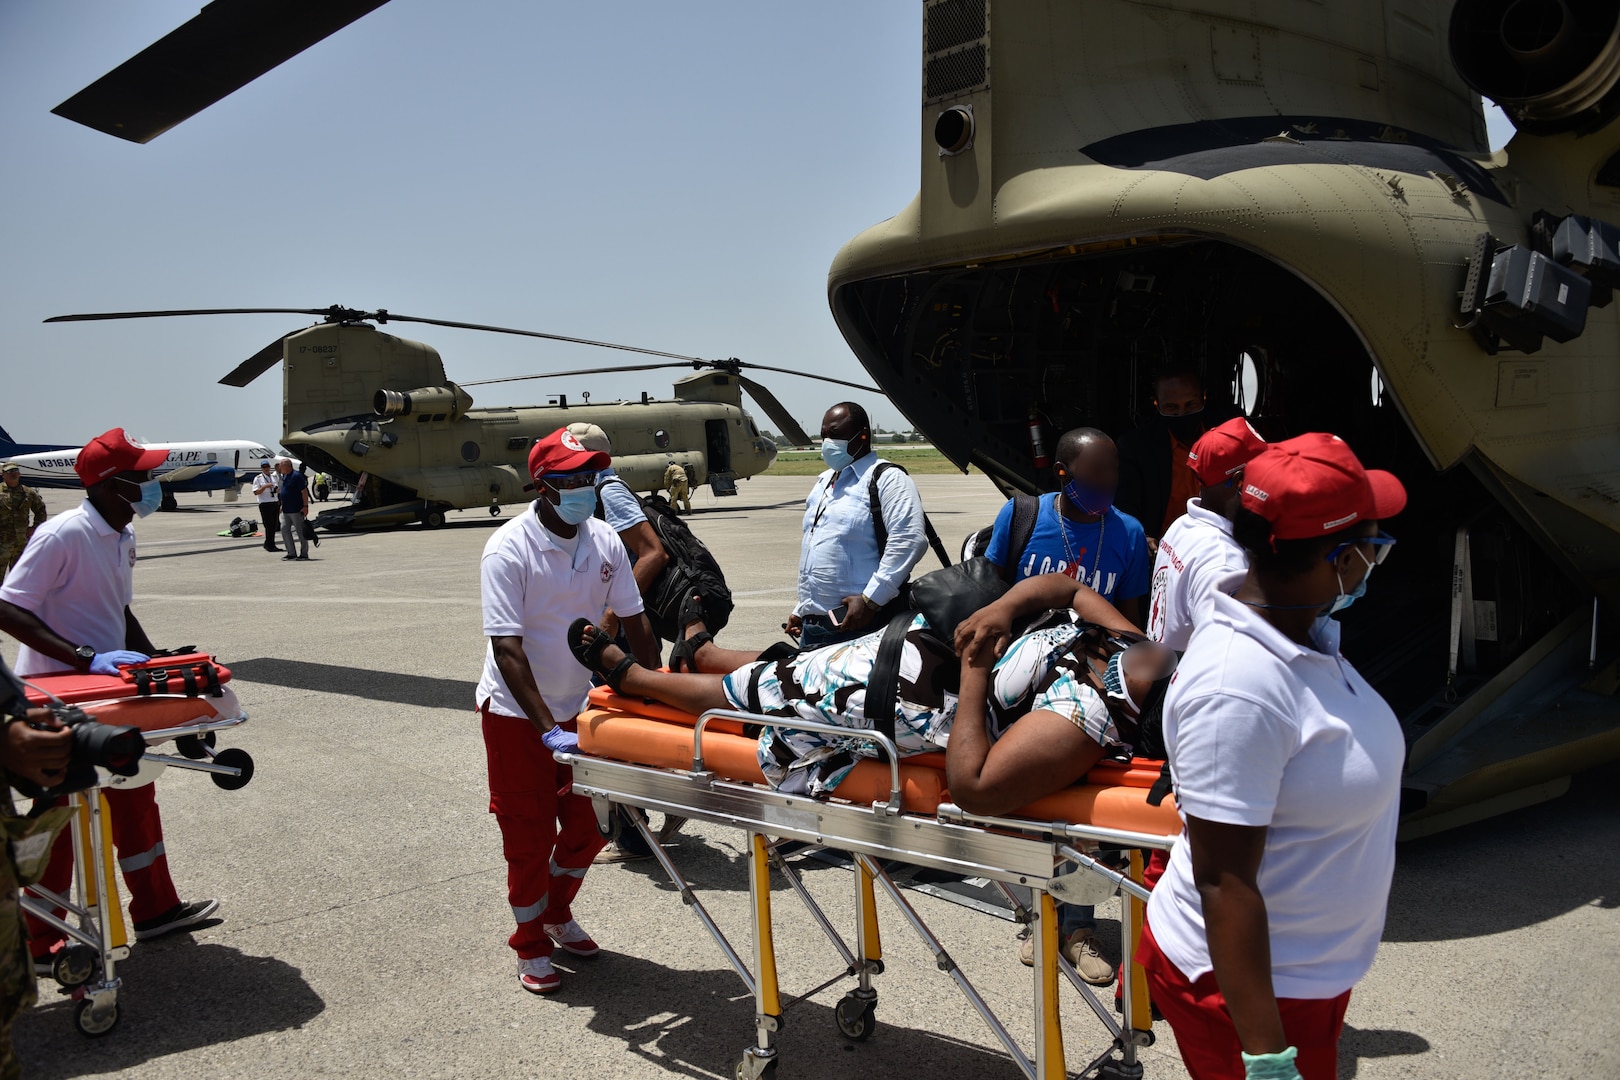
[828,603,850,627]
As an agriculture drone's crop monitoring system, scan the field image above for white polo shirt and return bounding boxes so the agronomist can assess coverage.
[1147,573,1404,999]
[0,501,136,677]
[252,471,279,503]
[476,504,644,722]
[1146,498,1248,651]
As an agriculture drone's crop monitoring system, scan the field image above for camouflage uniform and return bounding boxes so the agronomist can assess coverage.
[1,781,31,1080]
[0,483,47,583]
[663,462,692,514]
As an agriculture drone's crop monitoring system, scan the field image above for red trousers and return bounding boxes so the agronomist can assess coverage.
[1137,918,1350,1080]
[481,705,606,959]
[27,784,181,956]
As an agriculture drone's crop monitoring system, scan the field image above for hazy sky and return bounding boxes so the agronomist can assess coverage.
[3,3,1515,450]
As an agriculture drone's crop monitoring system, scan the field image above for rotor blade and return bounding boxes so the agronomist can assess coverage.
[219,334,291,387]
[738,377,812,446]
[46,308,333,323]
[376,313,706,364]
[730,361,882,395]
[461,363,700,388]
[52,0,391,144]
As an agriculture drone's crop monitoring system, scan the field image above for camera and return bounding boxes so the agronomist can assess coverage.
[12,703,145,800]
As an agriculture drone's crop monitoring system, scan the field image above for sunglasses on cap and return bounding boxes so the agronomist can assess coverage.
[1326,530,1397,566]
[539,470,601,490]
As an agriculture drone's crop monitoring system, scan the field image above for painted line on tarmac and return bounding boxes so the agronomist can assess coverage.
[135,594,482,604]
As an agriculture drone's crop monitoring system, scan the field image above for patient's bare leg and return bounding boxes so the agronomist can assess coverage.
[589,628,733,714]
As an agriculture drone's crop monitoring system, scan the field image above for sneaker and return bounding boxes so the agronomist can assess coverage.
[281,555,295,561]
[517,955,560,994]
[657,815,688,844]
[593,843,652,864]
[1062,928,1116,986]
[133,898,221,941]
[544,919,600,958]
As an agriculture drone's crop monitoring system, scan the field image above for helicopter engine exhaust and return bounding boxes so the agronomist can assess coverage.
[1449,0,1620,132]
[373,384,473,421]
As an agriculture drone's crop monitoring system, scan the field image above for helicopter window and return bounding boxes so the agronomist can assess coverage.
[654,429,670,448]
[506,436,530,451]
[417,414,431,423]
[431,414,448,422]
[1371,368,1386,407]
[461,441,481,463]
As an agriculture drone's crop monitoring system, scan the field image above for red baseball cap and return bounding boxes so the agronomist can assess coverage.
[528,426,609,480]
[1240,433,1406,541]
[74,428,169,485]
[1187,417,1267,486]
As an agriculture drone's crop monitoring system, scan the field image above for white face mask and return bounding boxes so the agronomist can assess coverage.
[820,438,855,471]
[131,479,163,518]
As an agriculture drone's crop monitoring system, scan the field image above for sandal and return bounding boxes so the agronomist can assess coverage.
[667,592,712,673]
[567,618,635,694]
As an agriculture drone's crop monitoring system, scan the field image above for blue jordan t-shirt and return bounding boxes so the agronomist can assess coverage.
[983,493,1151,603]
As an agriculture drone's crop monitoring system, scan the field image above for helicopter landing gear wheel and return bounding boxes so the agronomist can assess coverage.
[834,993,877,1041]
[73,997,119,1037]
[422,508,446,529]
[489,504,502,517]
[210,748,255,790]
[175,731,216,760]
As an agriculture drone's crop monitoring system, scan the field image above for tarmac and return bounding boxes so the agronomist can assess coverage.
[10,475,1620,1079]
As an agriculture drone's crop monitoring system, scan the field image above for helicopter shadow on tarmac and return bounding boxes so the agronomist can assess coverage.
[226,657,476,712]
[1383,760,1620,943]
[13,940,324,1079]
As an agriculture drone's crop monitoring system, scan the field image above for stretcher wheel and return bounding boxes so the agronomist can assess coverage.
[210,748,255,790]
[73,997,119,1037]
[596,805,623,843]
[53,945,97,988]
[733,1058,777,1080]
[176,731,216,760]
[834,994,877,1042]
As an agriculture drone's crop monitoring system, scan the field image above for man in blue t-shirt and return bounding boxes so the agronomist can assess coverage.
[276,459,310,560]
[984,427,1151,628]
[982,426,1150,985]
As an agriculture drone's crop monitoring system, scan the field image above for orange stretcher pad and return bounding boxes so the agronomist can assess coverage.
[22,655,238,736]
[578,685,1181,836]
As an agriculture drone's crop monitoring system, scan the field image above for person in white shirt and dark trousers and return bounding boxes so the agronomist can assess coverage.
[789,402,931,651]
[475,427,659,995]
[1142,432,1407,1080]
[251,459,280,553]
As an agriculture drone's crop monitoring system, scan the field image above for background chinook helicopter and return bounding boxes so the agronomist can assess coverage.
[44,305,872,530]
[43,0,1620,835]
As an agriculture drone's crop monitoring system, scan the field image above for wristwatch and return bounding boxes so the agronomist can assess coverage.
[74,644,96,669]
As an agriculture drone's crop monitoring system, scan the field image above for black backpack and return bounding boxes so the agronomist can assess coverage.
[596,477,733,642]
[960,493,1041,584]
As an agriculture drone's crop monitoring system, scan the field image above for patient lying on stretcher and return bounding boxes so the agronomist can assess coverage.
[569,574,1175,817]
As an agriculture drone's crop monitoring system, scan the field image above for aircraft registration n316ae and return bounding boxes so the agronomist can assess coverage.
[0,426,279,510]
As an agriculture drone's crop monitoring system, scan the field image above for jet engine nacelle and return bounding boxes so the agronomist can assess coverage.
[373,384,474,421]
[1450,0,1620,132]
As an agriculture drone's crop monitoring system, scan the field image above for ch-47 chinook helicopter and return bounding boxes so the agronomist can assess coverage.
[40,0,1620,835]
[43,306,868,530]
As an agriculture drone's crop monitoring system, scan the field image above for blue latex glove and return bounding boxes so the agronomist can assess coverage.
[1242,1047,1303,1080]
[541,725,579,754]
[90,650,149,676]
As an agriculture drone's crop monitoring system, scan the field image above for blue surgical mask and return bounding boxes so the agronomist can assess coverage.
[1062,477,1113,515]
[132,479,163,518]
[820,438,855,471]
[549,486,598,525]
[1329,548,1375,614]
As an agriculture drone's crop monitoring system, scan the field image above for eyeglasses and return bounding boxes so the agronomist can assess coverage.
[1326,530,1397,566]
[539,471,601,490]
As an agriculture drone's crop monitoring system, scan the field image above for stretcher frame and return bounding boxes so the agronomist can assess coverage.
[561,707,1179,1080]
[16,700,249,1038]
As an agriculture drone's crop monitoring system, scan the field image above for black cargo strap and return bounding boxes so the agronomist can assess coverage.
[744,659,770,715]
[131,662,222,699]
[1147,761,1174,807]
[862,614,912,746]
[869,461,951,570]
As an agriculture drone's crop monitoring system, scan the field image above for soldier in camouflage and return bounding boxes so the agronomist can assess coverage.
[0,465,47,584]
[1,658,73,1080]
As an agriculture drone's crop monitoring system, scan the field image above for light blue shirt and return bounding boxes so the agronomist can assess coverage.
[796,453,927,615]
[596,469,647,535]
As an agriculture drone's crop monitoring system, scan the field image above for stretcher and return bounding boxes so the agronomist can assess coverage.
[14,655,253,1038]
[563,685,1183,1079]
